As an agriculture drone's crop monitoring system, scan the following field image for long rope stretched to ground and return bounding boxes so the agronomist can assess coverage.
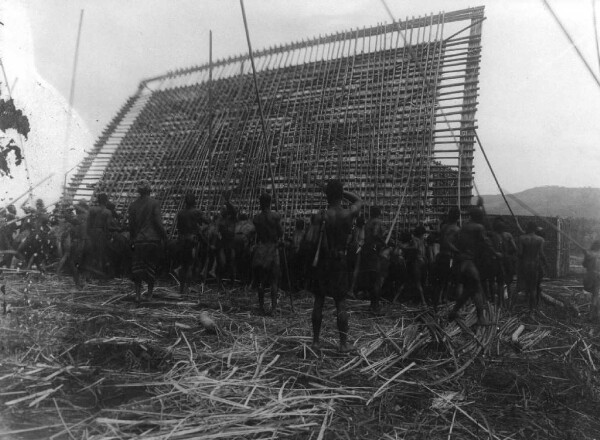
[380,0,485,231]
[62,9,85,196]
[473,130,522,232]
[593,0,600,75]
[542,0,600,91]
[379,3,453,240]
[0,173,55,214]
[240,0,294,312]
[506,193,587,252]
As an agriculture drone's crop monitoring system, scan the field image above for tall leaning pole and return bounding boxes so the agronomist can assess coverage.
[62,9,85,198]
[239,0,294,311]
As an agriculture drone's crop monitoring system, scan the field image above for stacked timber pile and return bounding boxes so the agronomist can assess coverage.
[0,273,598,439]
[69,7,485,236]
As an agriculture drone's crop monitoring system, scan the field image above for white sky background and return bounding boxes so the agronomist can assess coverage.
[1,0,600,204]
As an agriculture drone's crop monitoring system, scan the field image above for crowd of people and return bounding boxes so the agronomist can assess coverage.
[1,178,598,352]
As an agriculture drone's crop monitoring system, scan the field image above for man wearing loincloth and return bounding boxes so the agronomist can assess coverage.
[128,180,167,304]
[252,193,283,315]
[311,179,363,353]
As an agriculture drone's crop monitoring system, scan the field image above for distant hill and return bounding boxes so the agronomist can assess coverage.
[476,186,600,219]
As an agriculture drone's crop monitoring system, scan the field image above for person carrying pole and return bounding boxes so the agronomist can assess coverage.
[311,179,363,353]
[448,204,497,326]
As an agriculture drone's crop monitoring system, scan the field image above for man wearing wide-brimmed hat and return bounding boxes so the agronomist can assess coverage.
[128,179,167,304]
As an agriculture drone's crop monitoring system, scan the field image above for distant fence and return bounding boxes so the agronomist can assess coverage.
[490,215,570,279]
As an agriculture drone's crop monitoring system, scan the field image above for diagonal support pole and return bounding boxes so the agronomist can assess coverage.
[239,0,294,312]
[473,130,522,232]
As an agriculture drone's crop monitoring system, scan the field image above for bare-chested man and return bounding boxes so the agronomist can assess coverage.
[252,193,283,315]
[312,179,363,353]
[347,215,365,294]
[217,194,237,287]
[490,217,518,306]
[233,212,256,286]
[449,206,497,326]
[361,206,386,314]
[176,193,208,296]
[517,222,547,313]
[433,207,461,305]
[128,180,168,304]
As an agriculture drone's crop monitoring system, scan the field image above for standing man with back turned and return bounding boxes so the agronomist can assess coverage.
[252,192,283,315]
[312,179,363,353]
[128,180,167,305]
[176,193,208,297]
[517,221,547,313]
[87,193,113,277]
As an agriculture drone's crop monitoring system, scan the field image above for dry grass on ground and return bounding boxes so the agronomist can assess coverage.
[0,272,598,439]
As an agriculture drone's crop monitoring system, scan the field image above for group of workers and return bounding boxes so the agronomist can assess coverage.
[1,178,598,352]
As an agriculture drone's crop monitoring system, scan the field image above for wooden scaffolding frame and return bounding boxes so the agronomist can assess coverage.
[68,6,485,237]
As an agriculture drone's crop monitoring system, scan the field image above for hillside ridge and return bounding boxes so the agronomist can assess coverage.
[475,186,600,219]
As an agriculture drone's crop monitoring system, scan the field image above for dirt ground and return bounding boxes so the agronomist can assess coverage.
[0,269,598,440]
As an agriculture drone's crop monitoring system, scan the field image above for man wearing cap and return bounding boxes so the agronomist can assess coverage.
[128,180,167,304]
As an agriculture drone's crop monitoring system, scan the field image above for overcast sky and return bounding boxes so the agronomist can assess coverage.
[1,0,600,203]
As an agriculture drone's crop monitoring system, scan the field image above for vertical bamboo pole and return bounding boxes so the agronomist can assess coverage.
[593,0,600,82]
[62,9,85,196]
[457,16,482,220]
[424,13,445,220]
[383,24,405,231]
[240,0,278,209]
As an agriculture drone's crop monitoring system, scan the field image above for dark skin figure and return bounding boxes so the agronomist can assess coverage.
[362,210,386,314]
[176,194,209,296]
[518,226,547,313]
[252,194,283,315]
[449,208,498,326]
[403,226,428,306]
[129,186,168,305]
[217,196,237,289]
[312,181,363,353]
[435,209,460,305]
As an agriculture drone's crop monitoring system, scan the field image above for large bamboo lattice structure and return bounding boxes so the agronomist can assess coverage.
[68,7,484,236]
